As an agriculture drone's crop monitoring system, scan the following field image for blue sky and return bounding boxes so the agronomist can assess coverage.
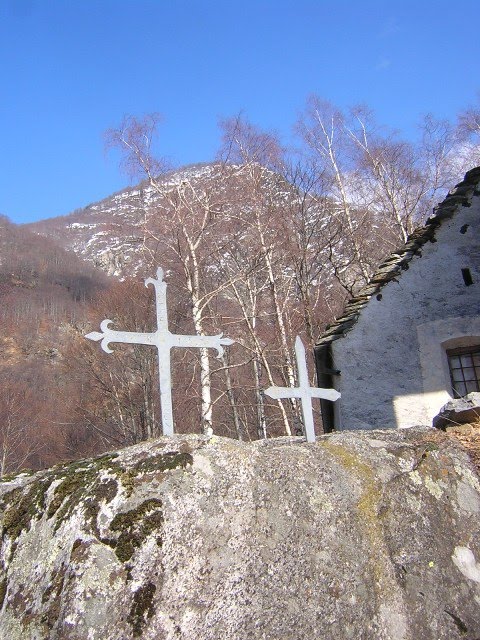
[0,0,478,223]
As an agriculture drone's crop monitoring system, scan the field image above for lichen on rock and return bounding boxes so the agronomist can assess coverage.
[0,429,479,639]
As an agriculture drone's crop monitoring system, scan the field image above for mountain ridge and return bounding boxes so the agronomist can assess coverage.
[26,162,243,277]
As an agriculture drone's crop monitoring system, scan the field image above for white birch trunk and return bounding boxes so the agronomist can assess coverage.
[220,353,244,440]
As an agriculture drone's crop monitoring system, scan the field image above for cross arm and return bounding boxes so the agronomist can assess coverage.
[85,319,156,353]
[309,388,341,401]
[170,333,234,358]
[264,386,301,400]
[264,386,340,402]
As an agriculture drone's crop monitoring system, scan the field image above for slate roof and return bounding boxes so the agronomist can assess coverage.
[315,166,480,348]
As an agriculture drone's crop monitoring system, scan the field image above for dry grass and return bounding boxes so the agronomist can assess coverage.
[445,421,480,474]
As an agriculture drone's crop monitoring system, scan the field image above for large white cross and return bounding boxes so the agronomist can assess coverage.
[86,267,234,436]
[264,336,340,442]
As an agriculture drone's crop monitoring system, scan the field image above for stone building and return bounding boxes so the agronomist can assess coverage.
[315,167,480,431]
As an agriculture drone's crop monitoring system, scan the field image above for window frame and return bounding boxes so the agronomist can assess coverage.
[446,345,480,398]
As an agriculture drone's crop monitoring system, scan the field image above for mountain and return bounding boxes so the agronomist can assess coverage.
[26,163,243,277]
[0,215,109,360]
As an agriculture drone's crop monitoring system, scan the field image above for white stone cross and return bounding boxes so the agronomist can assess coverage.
[86,267,234,436]
[264,336,340,442]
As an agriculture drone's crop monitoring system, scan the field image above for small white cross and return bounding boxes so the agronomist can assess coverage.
[264,336,340,442]
[86,267,234,436]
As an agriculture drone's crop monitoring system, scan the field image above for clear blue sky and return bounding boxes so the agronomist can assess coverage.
[0,0,478,223]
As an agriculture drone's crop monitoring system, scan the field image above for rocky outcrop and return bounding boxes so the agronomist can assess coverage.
[1,428,479,640]
[433,392,480,429]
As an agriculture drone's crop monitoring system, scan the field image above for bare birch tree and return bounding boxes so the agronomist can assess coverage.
[219,116,312,436]
[296,97,380,294]
[296,95,480,295]
[0,377,44,477]
[107,117,244,435]
[72,279,159,446]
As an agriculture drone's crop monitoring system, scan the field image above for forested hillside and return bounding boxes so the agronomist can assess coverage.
[1,98,479,474]
[0,218,110,474]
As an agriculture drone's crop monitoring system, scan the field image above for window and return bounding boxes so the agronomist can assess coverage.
[461,268,474,286]
[447,346,480,398]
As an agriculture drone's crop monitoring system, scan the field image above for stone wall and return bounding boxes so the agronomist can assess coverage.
[331,191,480,429]
[0,431,479,639]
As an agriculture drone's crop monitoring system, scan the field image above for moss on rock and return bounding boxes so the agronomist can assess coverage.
[127,582,156,637]
[104,499,164,563]
[0,577,7,609]
[48,470,120,534]
[0,448,192,565]
[1,477,54,551]
[40,562,67,631]
[133,451,193,475]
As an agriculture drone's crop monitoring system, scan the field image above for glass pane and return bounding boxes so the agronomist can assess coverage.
[460,355,473,367]
[449,356,461,368]
[463,367,476,382]
[466,380,479,393]
[452,370,465,383]
[454,382,467,396]
[473,354,480,366]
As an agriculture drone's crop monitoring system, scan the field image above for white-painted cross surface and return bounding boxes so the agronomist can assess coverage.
[86,267,234,436]
[264,336,341,442]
